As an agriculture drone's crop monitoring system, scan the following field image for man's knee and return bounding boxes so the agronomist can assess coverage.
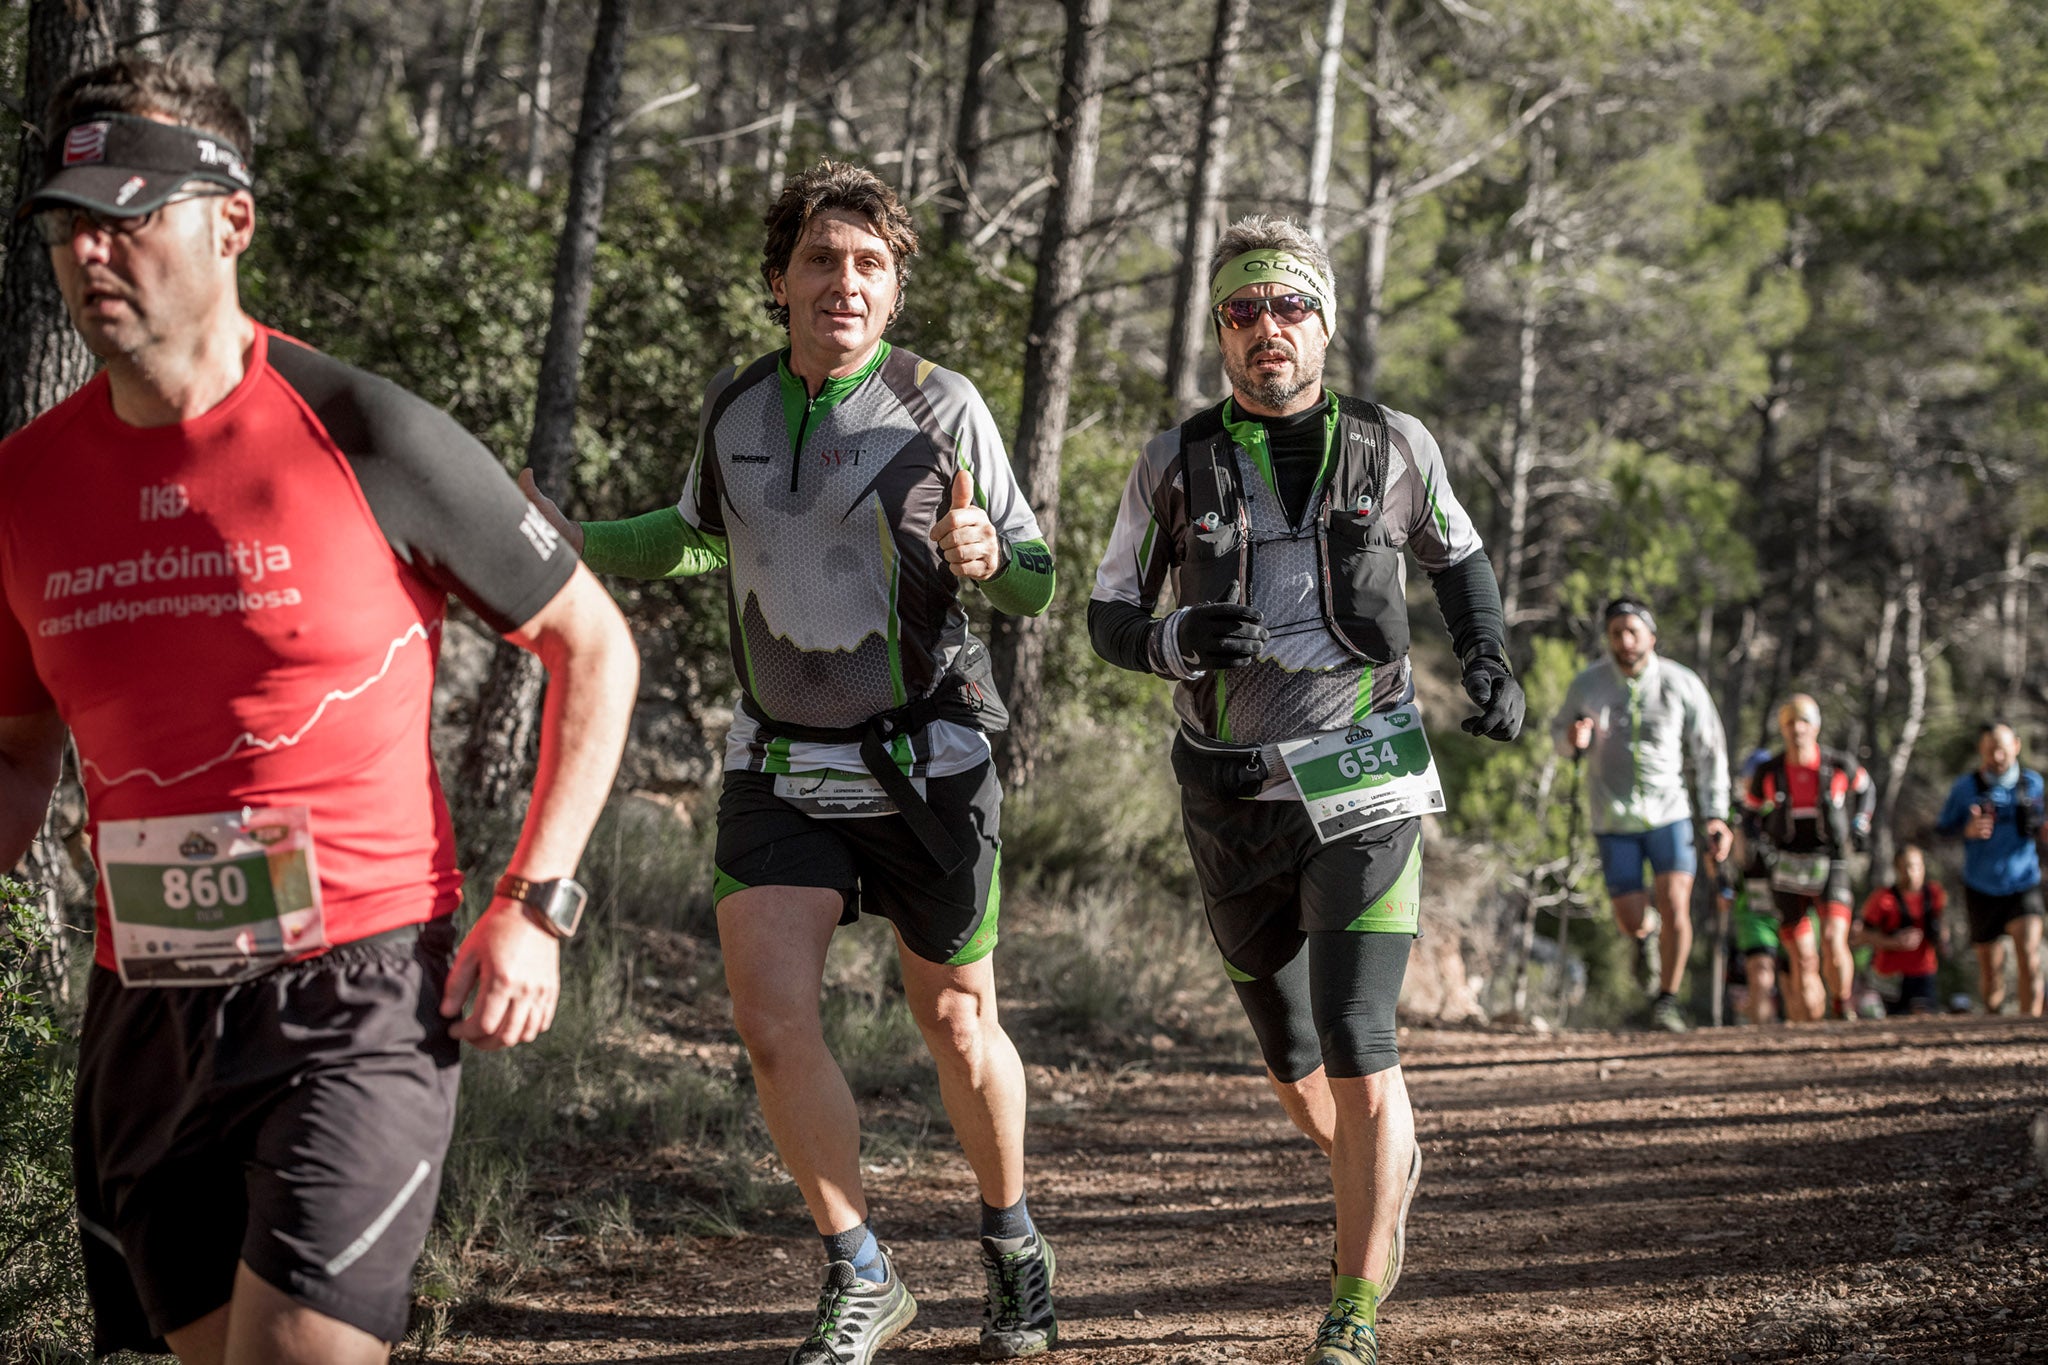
[1232,963,1322,1084]
[729,990,824,1068]
[911,978,999,1066]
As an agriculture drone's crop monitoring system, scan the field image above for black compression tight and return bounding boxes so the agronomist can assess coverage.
[1230,930,1414,1082]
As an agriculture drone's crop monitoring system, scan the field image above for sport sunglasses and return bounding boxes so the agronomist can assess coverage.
[34,188,235,247]
[1214,293,1323,329]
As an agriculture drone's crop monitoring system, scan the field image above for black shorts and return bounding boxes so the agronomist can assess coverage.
[1180,788,1421,980]
[714,763,1003,965]
[74,921,461,1352]
[1964,884,2046,945]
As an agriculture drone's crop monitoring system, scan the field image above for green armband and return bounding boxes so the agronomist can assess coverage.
[981,538,1056,617]
[579,507,727,579]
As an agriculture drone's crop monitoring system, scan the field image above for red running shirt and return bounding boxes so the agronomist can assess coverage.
[0,325,576,966]
[1859,884,1944,977]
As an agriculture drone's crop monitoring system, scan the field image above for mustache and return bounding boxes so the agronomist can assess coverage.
[1248,338,1296,361]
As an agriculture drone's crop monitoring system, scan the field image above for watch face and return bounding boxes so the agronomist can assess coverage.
[542,879,588,937]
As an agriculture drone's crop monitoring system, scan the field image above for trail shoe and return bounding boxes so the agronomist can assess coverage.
[787,1252,916,1365]
[1634,909,1662,993]
[1650,993,1688,1033]
[1303,1301,1378,1365]
[978,1228,1057,1358]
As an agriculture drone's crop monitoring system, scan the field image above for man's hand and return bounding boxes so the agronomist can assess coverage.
[1966,804,1996,841]
[1893,927,1925,952]
[442,900,561,1050]
[930,468,1001,581]
[1568,716,1595,753]
[1173,602,1268,670]
[1460,657,1525,741]
[1705,817,1733,863]
[517,469,586,556]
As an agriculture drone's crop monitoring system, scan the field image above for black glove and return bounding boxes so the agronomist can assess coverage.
[1173,602,1268,670]
[1460,656,1524,741]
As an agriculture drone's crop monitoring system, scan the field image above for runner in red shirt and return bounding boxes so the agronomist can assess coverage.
[1855,845,1946,1015]
[0,58,637,1364]
[1741,694,1875,1022]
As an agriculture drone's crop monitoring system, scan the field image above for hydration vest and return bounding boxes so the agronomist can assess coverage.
[1755,748,1860,855]
[1172,394,1408,665]
[1970,768,2044,841]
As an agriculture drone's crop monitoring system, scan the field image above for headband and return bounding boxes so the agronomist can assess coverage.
[1209,248,1337,317]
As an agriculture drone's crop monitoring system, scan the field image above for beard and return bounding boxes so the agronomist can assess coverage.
[1224,335,1326,411]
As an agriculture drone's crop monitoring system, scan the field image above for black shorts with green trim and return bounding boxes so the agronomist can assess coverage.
[714,762,1003,966]
[1180,788,1421,981]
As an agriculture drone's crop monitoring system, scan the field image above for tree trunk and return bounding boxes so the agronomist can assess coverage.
[446,0,490,152]
[1,0,120,999]
[456,0,631,840]
[1347,0,1393,398]
[1,0,117,438]
[941,0,999,244]
[989,0,1109,788]
[1497,118,1549,628]
[2001,528,2027,709]
[1163,0,1249,422]
[1855,590,1898,764]
[301,0,343,146]
[897,0,928,199]
[524,0,558,191]
[1303,0,1346,242]
[1873,571,1927,874]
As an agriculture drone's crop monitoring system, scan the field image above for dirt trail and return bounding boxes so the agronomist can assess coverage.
[423,1017,2048,1364]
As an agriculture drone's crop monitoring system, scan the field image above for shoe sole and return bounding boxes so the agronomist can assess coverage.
[855,1289,918,1365]
[979,1235,1057,1359]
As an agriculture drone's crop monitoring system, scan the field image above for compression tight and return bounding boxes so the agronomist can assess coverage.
[1230,929,1415,1081]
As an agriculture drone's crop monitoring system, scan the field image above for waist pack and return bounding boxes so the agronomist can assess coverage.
[1171,725,1270,801]
[741,634,1008,874]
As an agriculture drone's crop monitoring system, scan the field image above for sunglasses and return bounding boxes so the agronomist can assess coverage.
[35,188,234,247]
[1214,293,1322,329]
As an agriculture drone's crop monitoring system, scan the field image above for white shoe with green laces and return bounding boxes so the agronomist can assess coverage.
[786,1249,917,1365]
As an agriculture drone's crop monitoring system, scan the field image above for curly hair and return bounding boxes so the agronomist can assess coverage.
[759,160,918,328]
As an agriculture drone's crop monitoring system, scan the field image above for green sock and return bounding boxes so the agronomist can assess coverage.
[1332,1274,1380,1327]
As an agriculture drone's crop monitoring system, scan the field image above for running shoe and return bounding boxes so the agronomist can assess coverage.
[1634,909,1662,993]
[1302,1301,1378,1365]
[1650,993,1688,1033]
[786,1251,917,1365]
[978,1228,1057,1358]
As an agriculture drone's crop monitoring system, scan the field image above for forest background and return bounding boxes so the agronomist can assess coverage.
[3,0,2048,1356]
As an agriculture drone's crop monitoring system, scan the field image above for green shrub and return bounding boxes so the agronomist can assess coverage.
[0,878,87,1362]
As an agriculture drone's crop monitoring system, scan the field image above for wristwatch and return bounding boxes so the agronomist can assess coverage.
[494,873,588,940]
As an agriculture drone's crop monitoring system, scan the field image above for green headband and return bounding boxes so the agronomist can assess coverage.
[1209,248,1336,313]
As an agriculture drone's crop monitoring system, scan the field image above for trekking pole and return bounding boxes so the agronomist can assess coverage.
[1555,750,1586,1025]
[1710,862,1733,1028]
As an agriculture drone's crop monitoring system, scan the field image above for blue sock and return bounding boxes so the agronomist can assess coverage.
[822,1222,887,1284]
[980,1194,1034,1249]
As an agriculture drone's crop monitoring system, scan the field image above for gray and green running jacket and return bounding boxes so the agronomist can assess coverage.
[1089,396,1491,757]
[1549,654,1730,835]
[578,343,1054,778]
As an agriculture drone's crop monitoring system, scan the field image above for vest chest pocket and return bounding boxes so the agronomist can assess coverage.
[1322,511,1408,664]
[1177,460,1250,605]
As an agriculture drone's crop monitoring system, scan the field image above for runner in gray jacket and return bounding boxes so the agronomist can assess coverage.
[1551,597,1732,1030]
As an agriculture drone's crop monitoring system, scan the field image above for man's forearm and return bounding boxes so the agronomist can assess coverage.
[0,711,66,869]
[506,571,640,882]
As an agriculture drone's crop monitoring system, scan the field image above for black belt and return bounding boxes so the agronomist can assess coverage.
[742,690,969,875]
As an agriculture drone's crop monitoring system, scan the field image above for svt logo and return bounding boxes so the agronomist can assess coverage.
[816,447,864,467]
